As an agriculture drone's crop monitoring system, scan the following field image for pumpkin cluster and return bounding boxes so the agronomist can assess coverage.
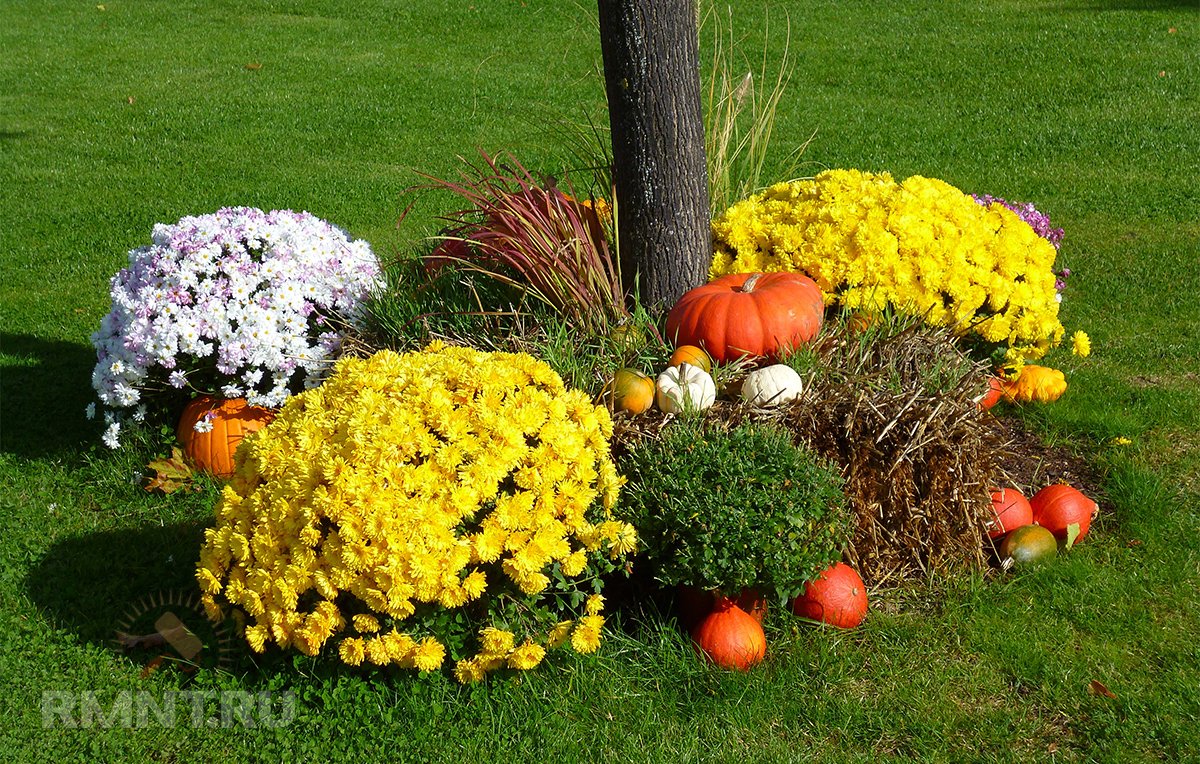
[602,271,823,420]
[987,483,1100,568]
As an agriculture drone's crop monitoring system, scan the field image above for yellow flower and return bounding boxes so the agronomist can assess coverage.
[1071,330,1091,357]
[570,616,604,654]
[479,627,515,655]
[461,569,487,599]
[560,549,588,577]
[1111,436,1132,446]
[245,624,269,653]
[507,641,546,671]
[454,658,485,684]
[352,613,381,634]
[195,345,635,679]
[339,638,365,666]
[547,620,574,649]
[411,638,445,672]
[710,169,1065,353]
[364,637,391,665]
[585,594,605,615]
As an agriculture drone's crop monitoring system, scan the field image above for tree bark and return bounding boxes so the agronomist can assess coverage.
[598,0,710,312]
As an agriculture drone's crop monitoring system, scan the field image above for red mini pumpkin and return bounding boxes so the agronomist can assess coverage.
[691,597,767,671]
[976,376,1005,411]
[1030,484,1098,543]
[177,396,274,478]
[987,487,1034,539]
[665,272,824,363]
[790,562,868,629]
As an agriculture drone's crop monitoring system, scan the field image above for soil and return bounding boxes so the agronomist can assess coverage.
[990,416,1109,506]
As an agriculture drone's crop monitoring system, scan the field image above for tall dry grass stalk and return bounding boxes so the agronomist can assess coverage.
[702,5,814,216]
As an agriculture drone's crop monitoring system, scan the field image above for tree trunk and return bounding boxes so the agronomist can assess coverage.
[598,0,710,312]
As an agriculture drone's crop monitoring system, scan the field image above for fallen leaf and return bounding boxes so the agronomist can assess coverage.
[126,96,136,105]
[97,4,106,9]
[245,62,262,71]
[145,447,199,494]
[1089,679,1117,699]
[1126,538,1143,548]
[1159,70,1167,77]
[1168,27,1176,33]
[1064,522,1081,551]
[1047,743,1058,754]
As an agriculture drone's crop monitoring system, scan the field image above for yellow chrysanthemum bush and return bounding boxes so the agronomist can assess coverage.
[195,342,636,682]
[710,169,1067,360]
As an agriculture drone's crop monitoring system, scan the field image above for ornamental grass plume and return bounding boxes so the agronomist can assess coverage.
[196,343,636,681]
[711,170,1067,360]
[419,150,627,336]
[702,4,812,216]
[89,207,383,447]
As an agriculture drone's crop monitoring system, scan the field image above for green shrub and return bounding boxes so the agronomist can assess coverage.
[616,421,850,601]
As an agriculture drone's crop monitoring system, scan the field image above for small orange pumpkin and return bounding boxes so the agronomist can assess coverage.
[1030,484,1098,543]
[790,562,868,629]
[669,344,712,374]
[1001,365,1067,404]
[601,368,655,415]
[665,272,825,363]
[691,596,766,670]
[987,487,1033,539]
[976,376,1005,411]
[177,396,274,478]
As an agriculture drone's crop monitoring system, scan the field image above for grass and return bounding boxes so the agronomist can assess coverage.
[2,0,1199,761]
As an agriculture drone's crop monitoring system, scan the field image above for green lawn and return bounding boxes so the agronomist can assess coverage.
[2,1,1198,761]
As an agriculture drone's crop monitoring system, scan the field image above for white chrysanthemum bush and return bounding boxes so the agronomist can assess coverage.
[89,207,383,446]
[196,343,637,682]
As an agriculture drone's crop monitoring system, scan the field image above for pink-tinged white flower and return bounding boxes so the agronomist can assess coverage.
[89,207,384,447]
[102,421,121,449]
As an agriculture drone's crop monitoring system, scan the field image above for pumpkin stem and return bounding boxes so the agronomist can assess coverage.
[712,595,736,611]
[739,273,763,293]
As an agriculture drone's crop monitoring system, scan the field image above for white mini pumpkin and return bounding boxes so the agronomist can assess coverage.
[655,363,716,414]
[741,364,804,407]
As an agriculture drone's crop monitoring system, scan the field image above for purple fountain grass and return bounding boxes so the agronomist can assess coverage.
[421,150,628,336]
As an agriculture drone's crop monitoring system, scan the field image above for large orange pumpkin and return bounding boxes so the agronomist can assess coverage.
[665,272,824,363]
[1030,484,1098,543]
[177,396,274,478]
[691,596,766,671]
[790,562,868,629]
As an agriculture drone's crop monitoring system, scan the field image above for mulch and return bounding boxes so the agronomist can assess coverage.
[990,414,1109,508]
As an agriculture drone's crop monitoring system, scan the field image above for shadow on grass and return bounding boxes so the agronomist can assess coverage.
[1,332,97,459]
[26,520,209,648]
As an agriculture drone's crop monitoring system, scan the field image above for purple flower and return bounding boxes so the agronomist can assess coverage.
[972,194,1065,250]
